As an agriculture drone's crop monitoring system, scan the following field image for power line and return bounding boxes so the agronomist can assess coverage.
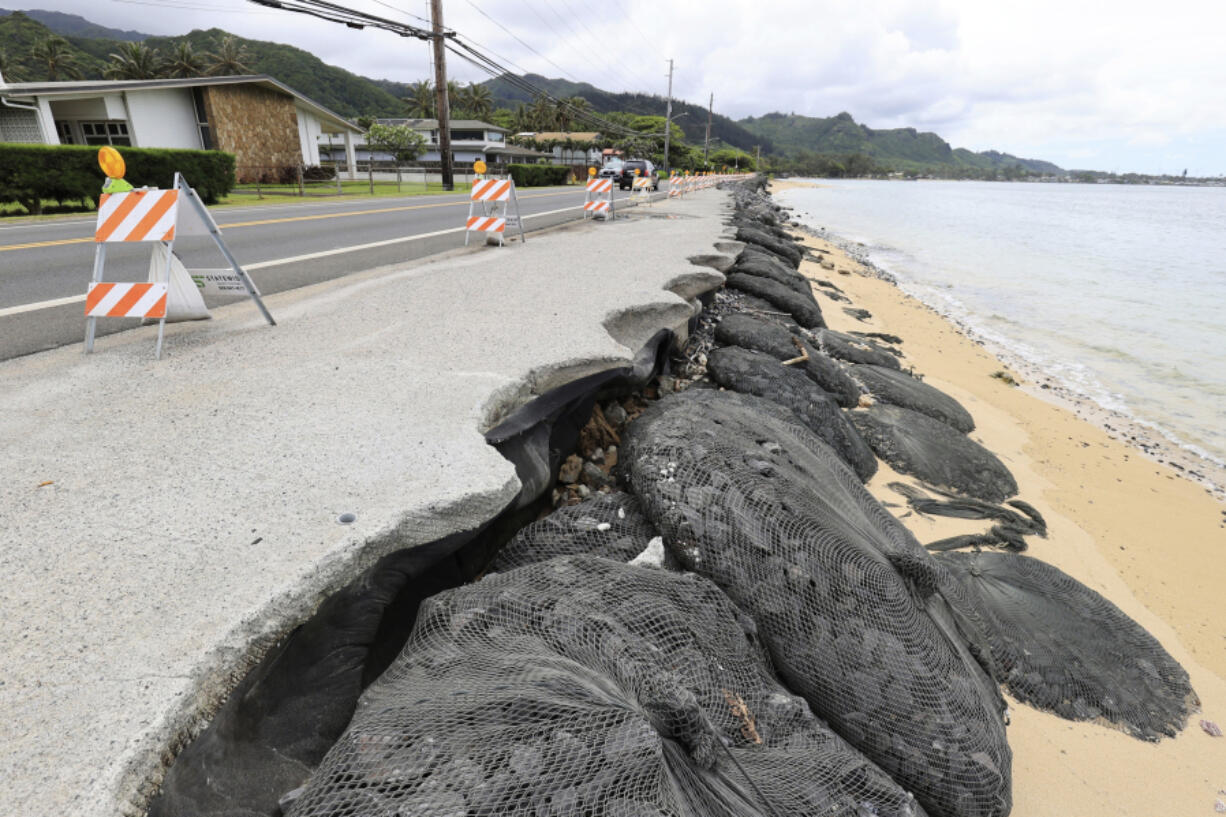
[249,0,667,142]
[247,0,443,38]
[462,0,580,82]
[115,0,280,13]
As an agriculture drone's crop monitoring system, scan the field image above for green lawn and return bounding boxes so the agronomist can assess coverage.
[0,179,482,221]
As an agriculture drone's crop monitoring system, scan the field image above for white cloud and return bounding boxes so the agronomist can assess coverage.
[21,0,1226,173]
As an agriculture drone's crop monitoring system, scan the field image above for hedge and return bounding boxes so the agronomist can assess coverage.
[0,144,236,214]
[506,163,571,187]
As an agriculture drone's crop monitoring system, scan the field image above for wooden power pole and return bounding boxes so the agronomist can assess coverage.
[662,58,674,175]
[430,0,454,190]
[703,92,713,168]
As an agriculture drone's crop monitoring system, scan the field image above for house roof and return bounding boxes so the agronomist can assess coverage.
[0,74,363,133]
[378,118,509,133]
[528,131,602,142]
[487,144,549,158]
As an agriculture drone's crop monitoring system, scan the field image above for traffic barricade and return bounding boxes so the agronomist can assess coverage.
[465,177,525,247]
[85,149,274,359]
[583,177,614,219]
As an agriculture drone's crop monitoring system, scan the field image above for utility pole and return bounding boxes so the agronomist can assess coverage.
[429,0,454,190]
[755,144,761,171]
[662,58,674,175]
[703,92,713,169]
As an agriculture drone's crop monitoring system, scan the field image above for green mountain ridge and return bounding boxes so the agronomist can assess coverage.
[739,111,1063,175]
[1,8,1065,174]
[2,7,147,41]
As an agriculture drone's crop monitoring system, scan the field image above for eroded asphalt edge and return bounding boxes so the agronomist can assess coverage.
[0,189,740,816]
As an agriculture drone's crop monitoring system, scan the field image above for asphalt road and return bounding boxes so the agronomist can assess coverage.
[0,184,653,360]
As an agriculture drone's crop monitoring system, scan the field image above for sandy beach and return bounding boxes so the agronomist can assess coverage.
[774,182,1226,815]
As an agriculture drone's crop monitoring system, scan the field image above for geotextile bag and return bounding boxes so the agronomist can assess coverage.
[621,390,1012,817]
[287,556,926,817]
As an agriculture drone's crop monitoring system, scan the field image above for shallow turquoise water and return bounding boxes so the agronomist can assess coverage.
[777,179,1226,466]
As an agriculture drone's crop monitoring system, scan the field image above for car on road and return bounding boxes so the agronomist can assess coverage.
[597,159,625,185]
[619,159,660,191]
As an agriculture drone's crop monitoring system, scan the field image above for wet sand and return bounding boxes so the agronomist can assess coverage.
[784,213,1226,816]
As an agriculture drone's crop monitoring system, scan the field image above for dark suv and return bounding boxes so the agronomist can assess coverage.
[619,159,660,191]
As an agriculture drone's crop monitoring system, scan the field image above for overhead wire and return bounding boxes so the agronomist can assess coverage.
[247,0,669,139]
[462,0,581,82]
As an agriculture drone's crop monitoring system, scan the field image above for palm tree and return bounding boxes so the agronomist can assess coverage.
[104,42,163,80]
[443,79,460,118]
[528,95,553,131]
[463,82,493,120]
[165,41,203,78]
[0,48,22,83]
[551,99,573,132]
[402,79,433,118]
[511,103,531,133]
[29,36,83,81]
[566,96,591,128]
[206,35,250,76]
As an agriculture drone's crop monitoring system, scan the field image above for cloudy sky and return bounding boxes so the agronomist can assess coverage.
[21,0,1226,174]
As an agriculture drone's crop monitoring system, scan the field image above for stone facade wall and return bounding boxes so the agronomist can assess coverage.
[201,85,300,183]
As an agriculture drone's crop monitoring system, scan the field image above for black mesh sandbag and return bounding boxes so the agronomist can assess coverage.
[706,346,877,482]
[621,390,1012,817]
[733,247,816,298]
[287,556,927,817]
[714,314,861,407]
[725,274,825,329]
[935,550,1197,741]
[850,405,1018,503]
[734,225,803,268]
[815,329,902,370]
[851,364,976,433]
[491,492,657,571]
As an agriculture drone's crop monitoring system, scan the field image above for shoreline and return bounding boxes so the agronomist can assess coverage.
[773,188,1226,815]
[772,189,1226,503]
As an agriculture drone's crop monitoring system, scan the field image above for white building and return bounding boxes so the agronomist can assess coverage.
[320,118,547,167]
[0,74,364,181]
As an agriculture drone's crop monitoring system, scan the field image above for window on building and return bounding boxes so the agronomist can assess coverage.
[486,132,504,142]
[81,121,131,146]
[191,87,213,150]
[450,129,485,141]
[54,120,75,144]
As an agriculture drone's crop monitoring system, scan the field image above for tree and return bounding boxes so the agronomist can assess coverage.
[511,103,531,133]
[0,48,22,83]
[29,36,83,81]
[528,96,554,130]
[402,79,434,118]
[206,35,251,76]
[455,82,492,120]
[104,42,162,80]
[164,41,203,78]
[365,122,427,164]
[565,96,591,128]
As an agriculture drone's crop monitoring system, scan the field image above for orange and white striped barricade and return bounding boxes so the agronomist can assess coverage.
[630,174,653,204]
[465,177,525,247]
[85,172,274,359]
[667,174,683,198]
[583,177,614,220]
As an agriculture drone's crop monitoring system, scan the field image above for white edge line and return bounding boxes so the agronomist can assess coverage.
[0,196,649,318]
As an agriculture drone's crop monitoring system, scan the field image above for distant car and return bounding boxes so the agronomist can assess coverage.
[619,159,659,191]
[597,159,625,184]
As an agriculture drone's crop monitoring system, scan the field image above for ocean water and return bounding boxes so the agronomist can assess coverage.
[776,179,1226,469]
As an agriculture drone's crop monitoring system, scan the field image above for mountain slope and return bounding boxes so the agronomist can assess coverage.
[740,111,1061,173]
[0,11,108,80]
[478,73,770,153]
[3,7,147,41]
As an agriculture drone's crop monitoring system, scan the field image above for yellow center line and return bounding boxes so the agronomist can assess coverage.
[0,189,581,254]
